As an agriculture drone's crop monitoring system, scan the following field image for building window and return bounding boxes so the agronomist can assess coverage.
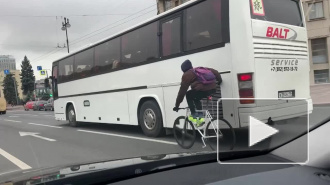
[314,69,329,84]
[308,2,324,20]
[311,38,328,64]
[164,0,172,11]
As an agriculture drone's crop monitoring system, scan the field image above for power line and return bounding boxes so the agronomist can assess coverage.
[69,4,156,44]
[70,9,156,46]
[33,4,156,62]
[0,13,131,18]
[0,44,55,48]
[32,48,61,61]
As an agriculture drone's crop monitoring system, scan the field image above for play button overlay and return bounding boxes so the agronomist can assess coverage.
[217,98,309,164]
[249,116,279,147]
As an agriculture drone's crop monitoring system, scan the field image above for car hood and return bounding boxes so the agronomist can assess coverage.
[0,150,263,185]
[0,151,214,184]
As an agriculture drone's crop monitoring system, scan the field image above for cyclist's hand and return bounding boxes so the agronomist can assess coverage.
[173,107,179,112]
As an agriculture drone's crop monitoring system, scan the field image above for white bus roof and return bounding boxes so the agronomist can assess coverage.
[53,0,198,64]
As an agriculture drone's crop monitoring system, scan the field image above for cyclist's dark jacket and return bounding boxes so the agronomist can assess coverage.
[175,68,222,107]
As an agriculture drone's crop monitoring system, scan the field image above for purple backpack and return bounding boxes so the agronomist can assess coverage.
[192,67,216,84]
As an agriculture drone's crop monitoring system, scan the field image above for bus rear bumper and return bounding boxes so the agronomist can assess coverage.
[238,99,313,127]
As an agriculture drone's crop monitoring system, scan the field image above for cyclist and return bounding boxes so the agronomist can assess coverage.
[173,60,222,126]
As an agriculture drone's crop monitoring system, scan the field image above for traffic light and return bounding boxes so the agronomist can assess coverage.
[50,94,53,97]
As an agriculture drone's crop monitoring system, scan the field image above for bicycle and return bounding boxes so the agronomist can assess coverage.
[173,99,236,151]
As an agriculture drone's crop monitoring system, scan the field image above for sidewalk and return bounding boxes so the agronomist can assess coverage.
[310,83,330,105]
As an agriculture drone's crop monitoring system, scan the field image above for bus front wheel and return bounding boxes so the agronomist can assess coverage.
[139,100,164,137]
[67,105,78,127]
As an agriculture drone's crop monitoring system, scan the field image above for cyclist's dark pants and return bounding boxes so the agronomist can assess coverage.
[186,89,216,116]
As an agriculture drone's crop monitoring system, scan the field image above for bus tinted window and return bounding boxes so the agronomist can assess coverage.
[162,17,181,56]
[74,48,94,79]
[58,56,74,83]
[52,65,58,99]
[121,22,158,68]
[185,0,222,51]
[250,0,303,27]
[94,38,120,74]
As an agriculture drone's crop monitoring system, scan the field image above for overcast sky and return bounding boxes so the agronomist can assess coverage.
[0,0,157,79]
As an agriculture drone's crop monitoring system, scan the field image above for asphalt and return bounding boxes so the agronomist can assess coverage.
[0,105,329,177]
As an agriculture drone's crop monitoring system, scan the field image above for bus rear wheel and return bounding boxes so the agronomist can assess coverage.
[67,105,78,127]
[139,100,164,137]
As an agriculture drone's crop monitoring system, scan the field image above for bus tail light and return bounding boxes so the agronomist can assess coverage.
[238,73,254,104]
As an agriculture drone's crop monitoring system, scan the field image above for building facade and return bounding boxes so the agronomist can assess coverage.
[157,0,330,85]
[0,70,24,102]
[157,0,190,13]
[302,0,330,84]
[0,55,16,71]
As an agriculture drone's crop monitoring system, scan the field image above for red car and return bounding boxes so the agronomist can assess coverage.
[24,101,35,111]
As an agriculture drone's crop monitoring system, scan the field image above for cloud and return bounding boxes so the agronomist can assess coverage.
[0,0,156,79]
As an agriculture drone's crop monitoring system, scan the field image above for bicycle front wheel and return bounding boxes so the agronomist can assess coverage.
[173,116,196,149]
[205,118,236,151]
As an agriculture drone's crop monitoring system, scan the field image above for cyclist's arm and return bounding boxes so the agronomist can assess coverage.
[175,74,191,107]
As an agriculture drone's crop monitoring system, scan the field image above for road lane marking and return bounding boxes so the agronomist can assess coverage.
[9,116,19,118]
[19,132,56,142]
[0,148,31,170]
[28,123,62,128]
[4,119,22,123]
[77,129,177,145]
[0,169,21,176]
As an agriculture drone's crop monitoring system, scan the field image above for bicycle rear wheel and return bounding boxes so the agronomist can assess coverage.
[205,118,236,151]
[173,116,196,149]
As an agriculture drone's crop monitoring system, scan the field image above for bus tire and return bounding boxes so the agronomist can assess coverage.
[67,105,78,127]
[139,100,164,137]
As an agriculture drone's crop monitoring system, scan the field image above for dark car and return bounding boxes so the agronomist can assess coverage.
[33,100,48,111]
[44,98,54,111]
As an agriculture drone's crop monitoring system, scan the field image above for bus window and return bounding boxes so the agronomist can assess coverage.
[74,48,94,79]
[94,38,120,74]
[250,0,303,27]
[58,56,74,83]
[162,16,181,57]
[52,65,58,99]
[121,22,158,67]
[184,0,222,51]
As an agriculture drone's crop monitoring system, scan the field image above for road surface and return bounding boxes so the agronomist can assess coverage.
[0,105,328,176]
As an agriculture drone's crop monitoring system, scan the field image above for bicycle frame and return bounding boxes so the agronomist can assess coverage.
[183,108,222,148]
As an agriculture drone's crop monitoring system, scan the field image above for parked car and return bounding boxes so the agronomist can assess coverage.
[44,98,54,111]
[24,101,35,111]
[33,100,47,111]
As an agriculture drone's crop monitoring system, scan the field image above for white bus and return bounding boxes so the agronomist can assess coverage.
[52,0,312,137]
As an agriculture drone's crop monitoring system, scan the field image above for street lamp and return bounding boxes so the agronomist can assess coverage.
[61,17,71,53]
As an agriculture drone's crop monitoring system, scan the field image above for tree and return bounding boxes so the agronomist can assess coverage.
[2,73,18,104]
[20,56,35,96]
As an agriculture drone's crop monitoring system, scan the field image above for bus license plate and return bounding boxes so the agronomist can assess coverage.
[278,90,295,98]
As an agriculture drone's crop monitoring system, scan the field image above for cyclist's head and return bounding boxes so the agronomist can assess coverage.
[181,60,192,72]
